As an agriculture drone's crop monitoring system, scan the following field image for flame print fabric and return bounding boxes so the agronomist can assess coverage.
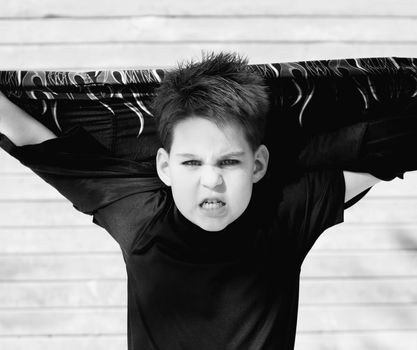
[0,57,416,160]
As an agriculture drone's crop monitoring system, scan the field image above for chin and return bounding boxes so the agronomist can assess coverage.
[196,219,230,232]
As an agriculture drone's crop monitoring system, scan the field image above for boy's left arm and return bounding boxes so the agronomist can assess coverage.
[343,171,381,204]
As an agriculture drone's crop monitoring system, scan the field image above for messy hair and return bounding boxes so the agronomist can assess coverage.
[151,52,270,153]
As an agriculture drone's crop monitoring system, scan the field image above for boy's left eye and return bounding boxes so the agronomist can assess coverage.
[182,159,240,167]
[220,159,240,166]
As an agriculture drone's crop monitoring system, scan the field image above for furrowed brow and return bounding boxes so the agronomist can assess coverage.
[176,151,246,158]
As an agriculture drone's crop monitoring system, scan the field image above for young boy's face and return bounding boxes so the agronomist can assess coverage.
[156,116,269,232]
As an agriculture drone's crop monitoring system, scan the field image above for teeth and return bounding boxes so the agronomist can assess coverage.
[201,201,225,209]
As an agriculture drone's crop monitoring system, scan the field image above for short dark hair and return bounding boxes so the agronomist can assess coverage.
[152,52,270,153]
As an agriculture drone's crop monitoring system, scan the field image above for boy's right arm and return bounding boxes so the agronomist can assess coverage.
[0,91,57,146]
[0,92,165,251]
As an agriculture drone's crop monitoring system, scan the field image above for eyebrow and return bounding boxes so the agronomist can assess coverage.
[175,151,246,158]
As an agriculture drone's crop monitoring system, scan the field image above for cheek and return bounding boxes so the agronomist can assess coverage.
[170,170,196,202]
[227,172,253,204]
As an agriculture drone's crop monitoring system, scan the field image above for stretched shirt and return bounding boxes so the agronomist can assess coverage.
[0,126,346,350]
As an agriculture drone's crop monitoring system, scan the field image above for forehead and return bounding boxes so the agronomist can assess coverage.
[171,117,250,155]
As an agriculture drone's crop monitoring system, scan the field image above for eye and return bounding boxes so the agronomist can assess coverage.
[182,160,201,166]
[220,159,240,166]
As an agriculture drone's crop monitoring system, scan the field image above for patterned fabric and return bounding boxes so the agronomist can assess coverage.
[1,57,416,137]
[1,57,417,181]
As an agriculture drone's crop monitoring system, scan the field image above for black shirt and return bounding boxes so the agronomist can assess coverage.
[0,127,346,350]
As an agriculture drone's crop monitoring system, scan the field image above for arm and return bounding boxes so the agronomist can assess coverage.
[0,90,163,248]
[0,91,57,146]
[343,171,381,203]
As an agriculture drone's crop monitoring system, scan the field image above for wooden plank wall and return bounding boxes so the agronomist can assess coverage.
[0,1,416,349]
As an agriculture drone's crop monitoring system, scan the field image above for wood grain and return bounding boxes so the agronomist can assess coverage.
[0,43,416,70]
[0,278,415,308]
[3,0,417,17]
[3,18,417,44]
[0,251,415,281]
[0,305,415,335]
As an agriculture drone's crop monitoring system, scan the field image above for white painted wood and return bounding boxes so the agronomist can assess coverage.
[302,251,417,277]
[0,175,68,199]
[0,308,126,335]
[367,172,417,197]
[299,278,417,304]
[297,304,417,331]
[296,331,417,350]
[0,332,415,350]
[2,18,417,44]
[0,281,126,308]
[0,251,415,281]
[0,305,415,335]
[344,198,417,224]
[315,223,417,250]
[0,254,125,280]
[0,152,31,174]
[1,278,416,308]
[0,227,119,253]
[0,43,415,70]
[0,202,93,226]
[0,336,126,350]
[2,0,417,17]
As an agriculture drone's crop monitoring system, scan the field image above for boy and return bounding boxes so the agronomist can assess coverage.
[0,53,383,349]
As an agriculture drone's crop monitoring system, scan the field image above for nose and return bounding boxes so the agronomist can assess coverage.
[200,166,223,189]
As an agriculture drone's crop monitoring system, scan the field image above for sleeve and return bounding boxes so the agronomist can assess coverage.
[0,126,165,249]
[276,169,346,262]
[261,57,417,184]
[296,116,417,181]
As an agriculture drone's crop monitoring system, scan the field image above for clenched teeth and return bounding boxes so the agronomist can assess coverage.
[201,201,225,209]
[200,199,226,209]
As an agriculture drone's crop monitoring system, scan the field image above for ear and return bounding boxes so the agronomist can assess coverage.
[252,144,269,183]
[156,148,172,186]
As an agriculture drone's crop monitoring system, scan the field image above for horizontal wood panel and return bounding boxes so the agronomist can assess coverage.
[3,18,417,44]
[315,224,417,250]
[0,336,126,350]
[296,331,417,350]
[1,197,417,226]
[0,202,92,227]
[0,332,415,350]
[299,278,417,304]
[0,305,416,335]
[0,153,31,174]
[367,172,417,197]
[3,0,417,17]
[0,227,119,253]
[302,251,417,277]
[0,254,125,280]
[0,251,415,281]
[1,224,416,253]
[297,305,417,331]
[0,281,126,308]
[0,308,126,335]
[0,176,64,200]
[1,278,416,308]
[2,173,417,200]
[0,43,416,70]
[343,198,417,224]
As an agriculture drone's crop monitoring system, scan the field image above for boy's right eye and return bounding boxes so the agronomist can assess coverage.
[182,160,201,166]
